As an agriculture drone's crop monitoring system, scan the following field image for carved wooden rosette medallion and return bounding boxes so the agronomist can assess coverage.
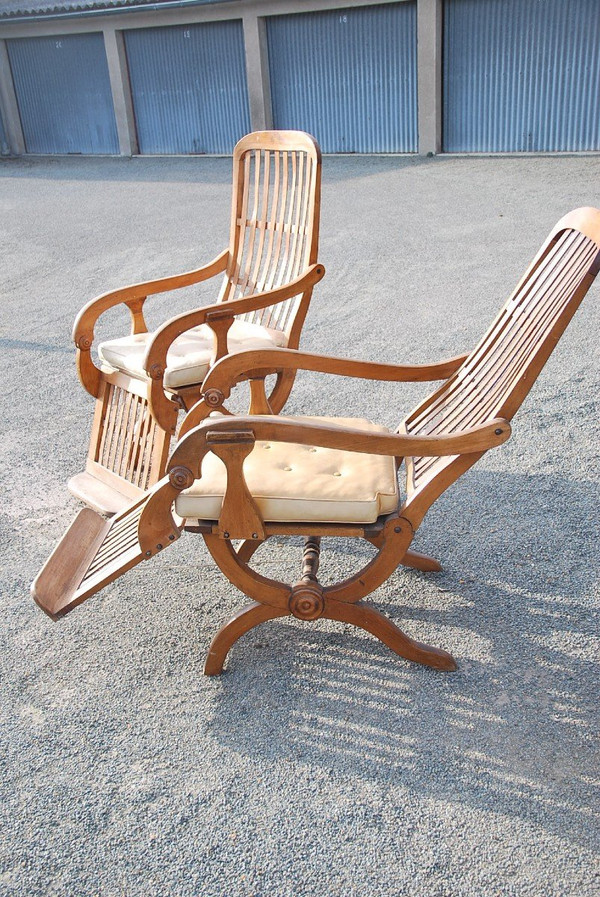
[288,581,325,620]
[204,388,225,409]
[169,465,195,491]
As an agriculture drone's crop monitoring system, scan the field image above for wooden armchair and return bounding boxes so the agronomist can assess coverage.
[33,208,600,675]
[70,130,323,515]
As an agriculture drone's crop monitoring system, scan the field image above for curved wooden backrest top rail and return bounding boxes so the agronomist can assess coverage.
[402,208,600,524]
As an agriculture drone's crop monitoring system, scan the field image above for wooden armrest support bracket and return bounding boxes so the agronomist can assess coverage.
[205,429,265,540]
[125,296,148,335]
[205,311,234,364]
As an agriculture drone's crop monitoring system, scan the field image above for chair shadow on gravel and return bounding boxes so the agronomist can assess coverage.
[206,469,598,851]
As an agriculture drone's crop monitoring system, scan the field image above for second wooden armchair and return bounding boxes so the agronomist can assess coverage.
[70,130,323,515]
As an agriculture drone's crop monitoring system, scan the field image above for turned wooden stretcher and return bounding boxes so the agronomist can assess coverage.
[33,208,600,675]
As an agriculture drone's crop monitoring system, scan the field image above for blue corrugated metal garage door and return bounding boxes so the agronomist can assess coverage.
[7,34,119,154]
[444,0,600,152]
[267,3,417,153]
[125,22,250,154]
[0,113,8,155]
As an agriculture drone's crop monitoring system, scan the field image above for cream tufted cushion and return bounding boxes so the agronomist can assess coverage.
[98,320,288,389]
[175,417,399,525]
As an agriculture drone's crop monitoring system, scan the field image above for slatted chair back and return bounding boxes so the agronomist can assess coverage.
[402,208,600,525]
[218,131,321,341]
[91,380,169,496]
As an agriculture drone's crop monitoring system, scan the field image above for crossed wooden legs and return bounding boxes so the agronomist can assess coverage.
[203,525,455,676]
[205,602,287,675]
[204,597,456,675]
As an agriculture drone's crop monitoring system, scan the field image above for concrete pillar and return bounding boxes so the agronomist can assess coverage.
[103,27,138,155]
[417,0,442,155]
[0,39,25,154]
[242,12,272,131]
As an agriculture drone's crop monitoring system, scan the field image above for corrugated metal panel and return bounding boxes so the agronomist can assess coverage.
[267,3,417,153]
[125,21,250,154]
[444,0,600,152]
[0,0,233,18]
[7,33,119,154]
[0,113,9,155]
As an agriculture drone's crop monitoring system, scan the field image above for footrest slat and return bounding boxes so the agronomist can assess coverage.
[32,509,112,620]
[32,500,148,620]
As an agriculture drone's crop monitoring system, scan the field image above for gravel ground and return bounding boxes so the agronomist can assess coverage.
[1,152,599,897]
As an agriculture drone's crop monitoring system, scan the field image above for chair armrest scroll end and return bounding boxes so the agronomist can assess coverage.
[75,344,101,398]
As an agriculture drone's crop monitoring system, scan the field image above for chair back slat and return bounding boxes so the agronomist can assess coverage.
[219,132,321,339]
[402,212,600,505]
[413,231,592,444]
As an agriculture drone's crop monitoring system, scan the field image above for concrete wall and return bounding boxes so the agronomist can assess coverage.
[0,0,442,156]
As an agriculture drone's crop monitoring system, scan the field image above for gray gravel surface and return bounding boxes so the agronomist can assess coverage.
[1,153,599,897]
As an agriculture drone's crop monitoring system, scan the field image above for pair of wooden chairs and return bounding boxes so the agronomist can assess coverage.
[33,194,600,675]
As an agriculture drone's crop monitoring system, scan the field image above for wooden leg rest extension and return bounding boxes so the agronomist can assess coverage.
[32,509,112,620]
[68,374,175,517]
[31,496,164,620]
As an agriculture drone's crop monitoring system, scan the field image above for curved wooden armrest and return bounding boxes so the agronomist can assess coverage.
[73,249,229,346]
[168,414,511,481]
[166,415,509,541]
[145,263,325,430]
[200,347,469,398]
[144,263,325,376]
[73,249,229,397]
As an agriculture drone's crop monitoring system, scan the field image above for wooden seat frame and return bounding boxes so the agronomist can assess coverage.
[32,208,600,676]
[70,130,323,515]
